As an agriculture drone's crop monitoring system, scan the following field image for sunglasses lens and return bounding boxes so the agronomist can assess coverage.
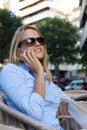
[26,38,35,44]
[37,37,44,44]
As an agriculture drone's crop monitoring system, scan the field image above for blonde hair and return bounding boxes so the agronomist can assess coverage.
[9,24,52,82]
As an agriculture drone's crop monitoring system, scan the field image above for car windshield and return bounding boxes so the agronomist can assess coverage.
[71,83,74,86]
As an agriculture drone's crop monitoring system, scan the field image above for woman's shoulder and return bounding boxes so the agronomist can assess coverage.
[1,63,19,72]
[0,63,31,78]
[0,63,23,77]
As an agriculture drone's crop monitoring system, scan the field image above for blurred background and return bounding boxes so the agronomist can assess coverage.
[0,0,87,90]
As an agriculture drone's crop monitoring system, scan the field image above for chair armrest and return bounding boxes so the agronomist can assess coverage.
[56,99,81,130]
[74,94,87,101]
[56,99,72,119]
[0,97,57,130]
[58,94,87,119]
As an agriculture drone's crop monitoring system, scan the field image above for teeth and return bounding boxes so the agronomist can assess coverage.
[34,49,41,52]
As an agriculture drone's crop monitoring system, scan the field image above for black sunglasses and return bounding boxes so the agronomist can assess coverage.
[19,37,45,47]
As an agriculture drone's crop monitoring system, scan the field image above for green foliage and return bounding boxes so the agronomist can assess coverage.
[36,17,80,65]
[79,51,87,69]
[0,9,23,63]
[78,38,87,73]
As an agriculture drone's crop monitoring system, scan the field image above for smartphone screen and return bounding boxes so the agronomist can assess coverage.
[16,48,25,60]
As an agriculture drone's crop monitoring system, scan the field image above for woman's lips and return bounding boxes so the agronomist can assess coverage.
[34,48,42,52]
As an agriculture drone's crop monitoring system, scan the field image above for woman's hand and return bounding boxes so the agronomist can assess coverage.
[21,48,45,99]
[21,49,44,74]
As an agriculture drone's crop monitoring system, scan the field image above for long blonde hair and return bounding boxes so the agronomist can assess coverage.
[9,24,52,82]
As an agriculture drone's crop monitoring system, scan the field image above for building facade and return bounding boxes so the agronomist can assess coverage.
[18,0,80,27]
[79,0,87,50]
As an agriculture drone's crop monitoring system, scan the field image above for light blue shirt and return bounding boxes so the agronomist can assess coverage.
[0,63,71,130]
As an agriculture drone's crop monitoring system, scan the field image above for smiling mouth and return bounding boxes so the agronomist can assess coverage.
[34,48,42,52]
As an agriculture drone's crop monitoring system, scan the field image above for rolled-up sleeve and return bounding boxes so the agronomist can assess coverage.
[20,93,45,120]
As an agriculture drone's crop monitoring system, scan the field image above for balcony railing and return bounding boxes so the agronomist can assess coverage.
[80,20,87,50]
[80,0,87,27]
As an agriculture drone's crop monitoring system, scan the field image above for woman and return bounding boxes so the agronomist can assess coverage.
[0,24,71,130]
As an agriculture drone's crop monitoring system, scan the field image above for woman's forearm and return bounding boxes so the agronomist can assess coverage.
[33,70,45,99]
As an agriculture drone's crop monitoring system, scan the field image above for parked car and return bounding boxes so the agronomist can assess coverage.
[65,79,87,90]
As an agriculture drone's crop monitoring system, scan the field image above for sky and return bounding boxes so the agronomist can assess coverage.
[10,0,19,14]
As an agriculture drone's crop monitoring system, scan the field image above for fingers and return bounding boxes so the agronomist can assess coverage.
[21,50,28,62]
[21,49,36,65]
[20,48,43,73]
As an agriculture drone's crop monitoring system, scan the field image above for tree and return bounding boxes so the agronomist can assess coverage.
[78,51,87,75]
[36,17,80,78]
[0,9,23,63]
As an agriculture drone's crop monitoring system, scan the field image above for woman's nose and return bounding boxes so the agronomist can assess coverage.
[34,40,40,46]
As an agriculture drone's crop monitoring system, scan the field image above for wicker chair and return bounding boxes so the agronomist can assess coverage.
[0,93,87,130]
[56,99,81,130]
[57,93,87,130]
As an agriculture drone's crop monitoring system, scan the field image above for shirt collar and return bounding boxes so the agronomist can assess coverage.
[19,63,48,80]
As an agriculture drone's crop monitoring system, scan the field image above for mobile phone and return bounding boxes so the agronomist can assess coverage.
[16,48,25,60]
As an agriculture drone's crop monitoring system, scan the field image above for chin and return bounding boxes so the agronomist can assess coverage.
[36,56,43,60]
[36,54,43,59]
[37,57,43,60]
